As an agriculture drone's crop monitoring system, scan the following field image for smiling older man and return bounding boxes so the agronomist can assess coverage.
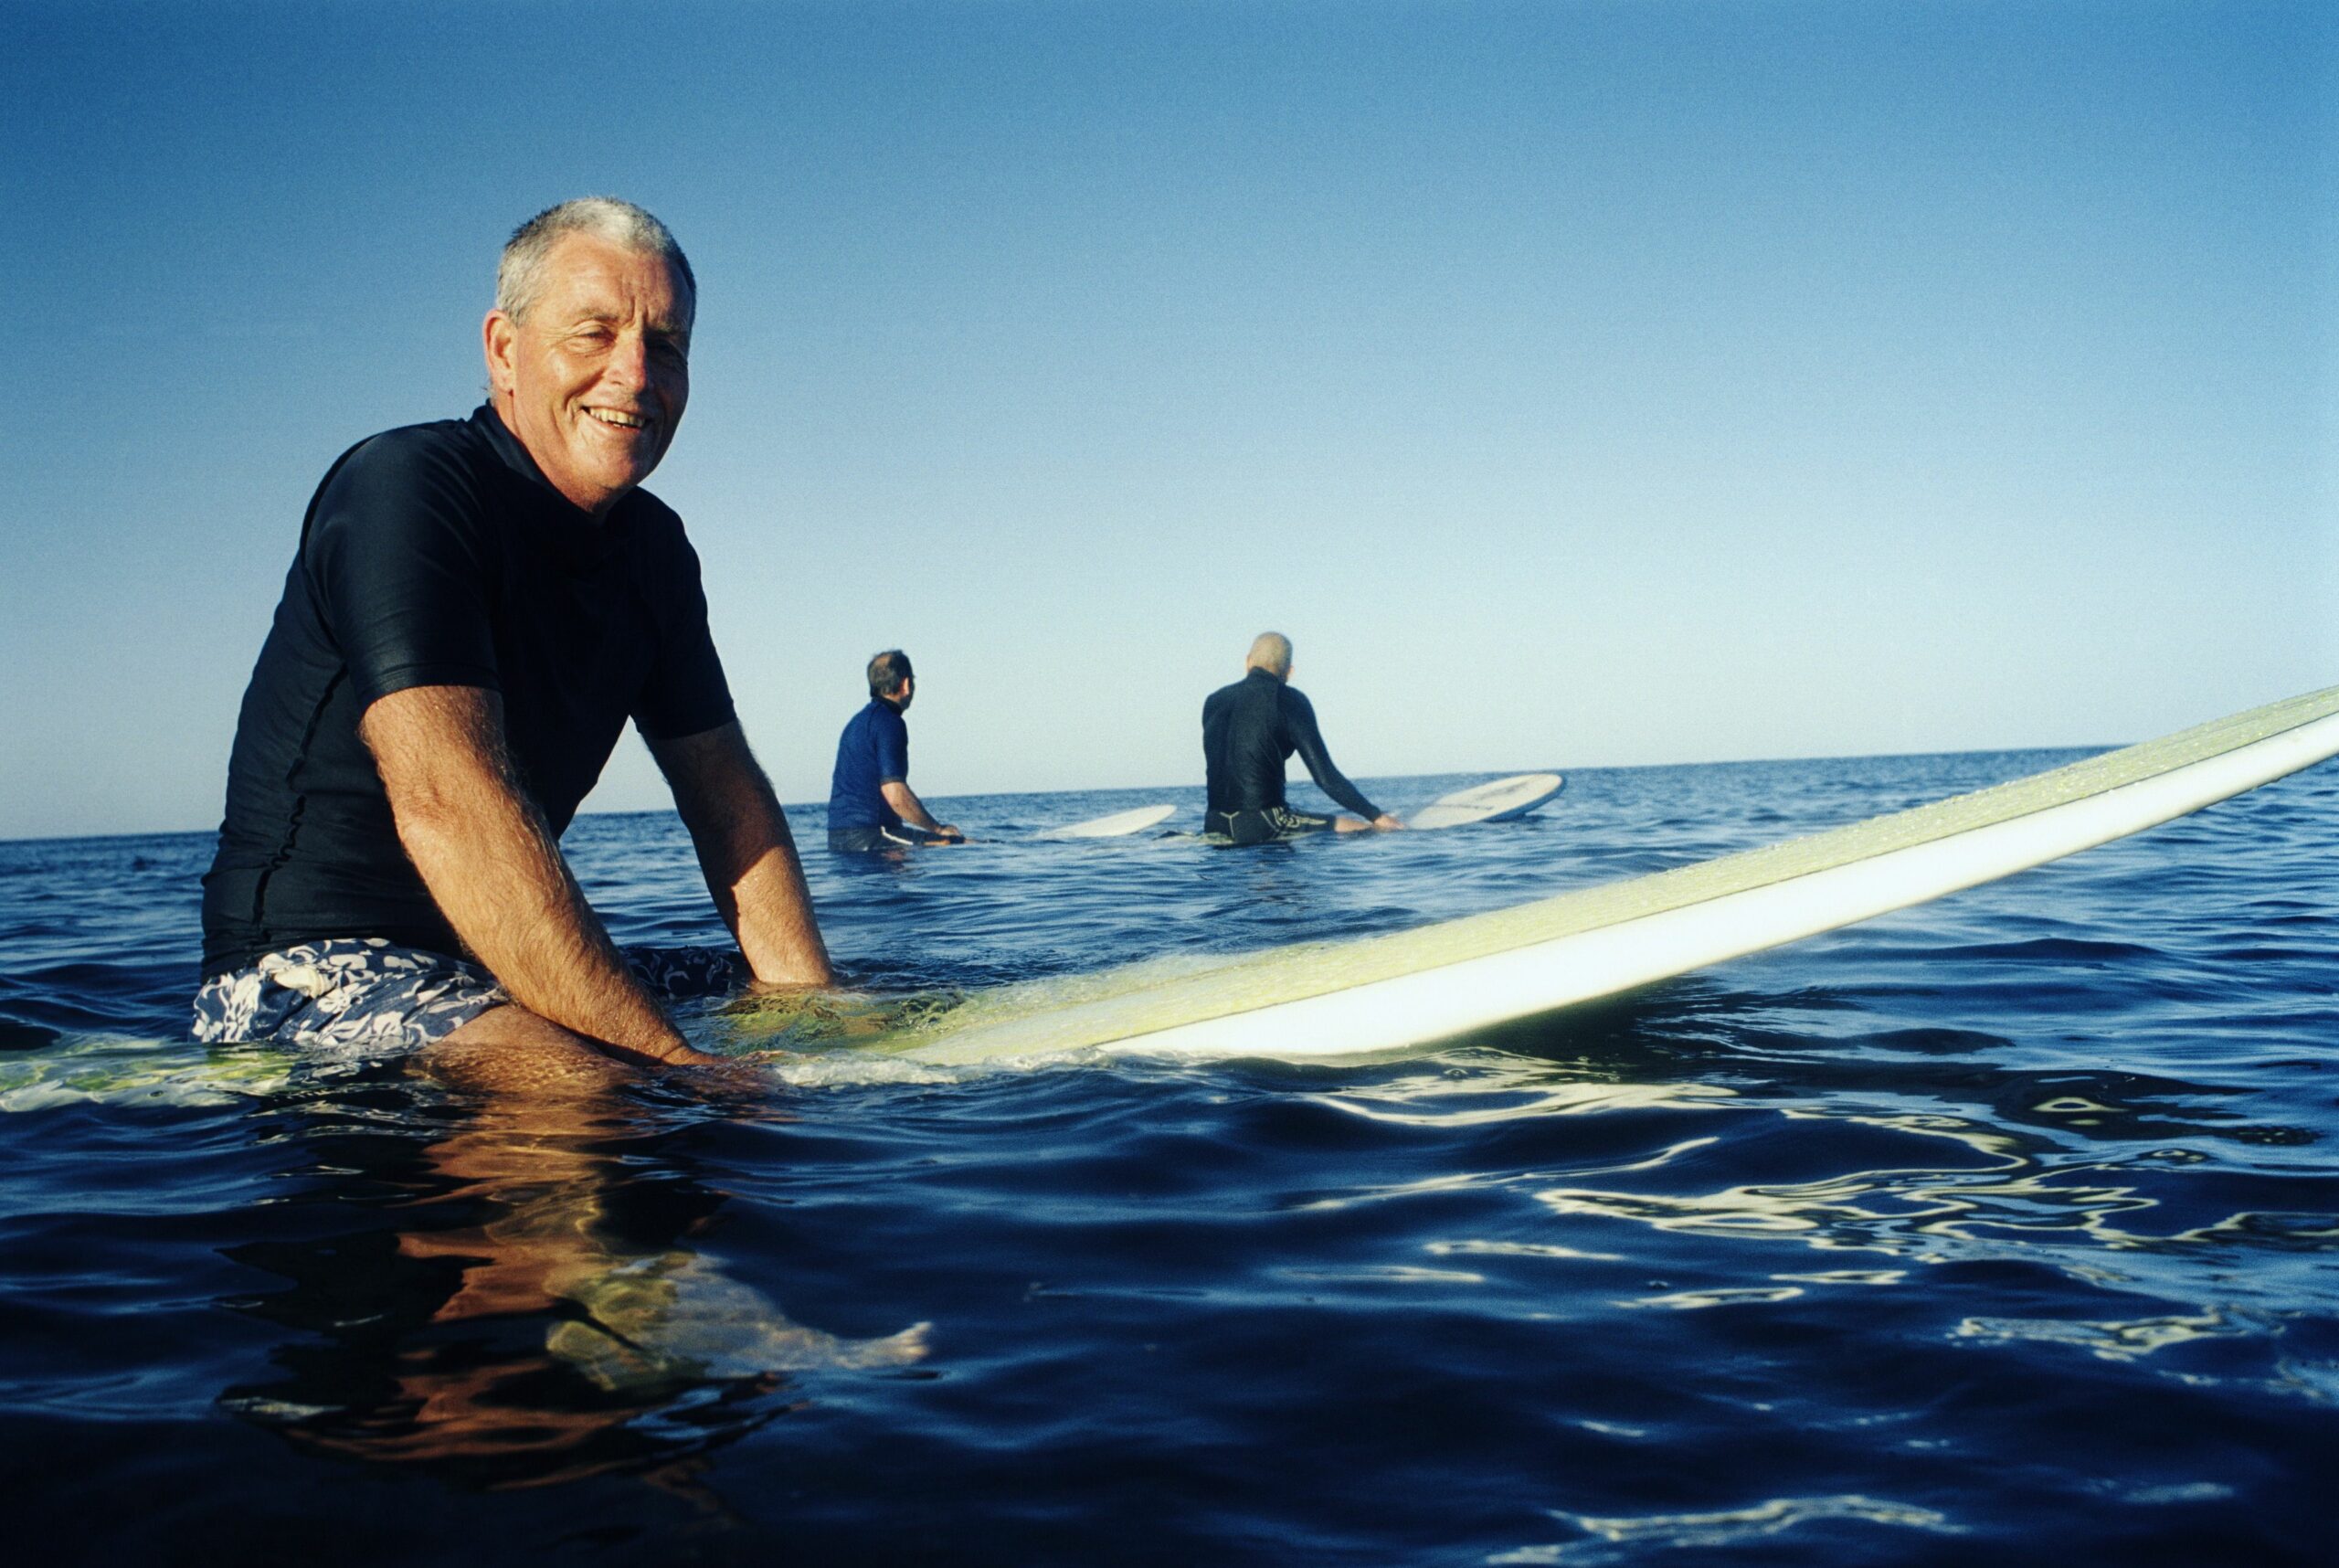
[197,198,831,1088]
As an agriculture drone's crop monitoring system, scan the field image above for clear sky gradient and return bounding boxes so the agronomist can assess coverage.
[5,1,2332,840]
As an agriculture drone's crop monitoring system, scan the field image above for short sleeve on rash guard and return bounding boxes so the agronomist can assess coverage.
[872,705,909,783]
[306,437,501,706]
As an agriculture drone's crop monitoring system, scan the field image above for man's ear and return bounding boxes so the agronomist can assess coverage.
[482,312,516,397]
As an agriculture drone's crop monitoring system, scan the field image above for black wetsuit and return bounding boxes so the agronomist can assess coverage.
[1200,667,1382,844]
[200,406,735,976]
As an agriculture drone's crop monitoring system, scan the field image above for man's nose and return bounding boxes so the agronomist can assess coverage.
[607,331,651,388]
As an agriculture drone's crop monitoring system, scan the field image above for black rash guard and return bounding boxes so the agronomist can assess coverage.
[1201,667,1382,821]
[200,405,736,975]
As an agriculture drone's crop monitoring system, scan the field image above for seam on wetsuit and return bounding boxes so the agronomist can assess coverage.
[246,440,372,949]
[247,667,346,948]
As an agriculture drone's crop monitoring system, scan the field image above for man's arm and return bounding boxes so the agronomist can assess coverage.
[1285,692,1399,827]
[362,684,715,1065]
[647,722,839,983]
[878,779,964,842]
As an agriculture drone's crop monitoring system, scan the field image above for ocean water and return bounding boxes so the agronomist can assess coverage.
[3,752,2335,1565]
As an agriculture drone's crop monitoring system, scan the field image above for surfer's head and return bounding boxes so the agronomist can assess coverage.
[494,198,696,328]
[484,198,696,518]
[1245,631,1293,681]
[868,649,915,709]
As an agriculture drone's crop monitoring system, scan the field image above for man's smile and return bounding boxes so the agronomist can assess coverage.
[586,408,650,431]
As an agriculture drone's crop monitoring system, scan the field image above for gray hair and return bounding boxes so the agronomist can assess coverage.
[867,649,914,700]
[1245,630,1293,678]
[494,197,696,323]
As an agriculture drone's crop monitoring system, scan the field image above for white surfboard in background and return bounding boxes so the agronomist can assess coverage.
[1037,803,1180,840]
[1407,772,1564,830]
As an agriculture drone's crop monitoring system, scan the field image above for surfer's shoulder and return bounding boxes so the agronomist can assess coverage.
[317,416,494,506]
[301,418,505,569]
[338,414,486,471]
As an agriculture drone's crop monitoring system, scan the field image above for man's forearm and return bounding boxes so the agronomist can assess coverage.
[880,780,948,834]
[652,724,836,987]
[400,787,687,1059]
[1299,750,1380,821]
[721,841,831,983]
[1287,704,1380,820]
[683,800,834,986]
[365,689,692,1063]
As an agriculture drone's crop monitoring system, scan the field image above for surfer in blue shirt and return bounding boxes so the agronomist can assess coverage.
[1201,632,1404,845]
[828,650,966,852]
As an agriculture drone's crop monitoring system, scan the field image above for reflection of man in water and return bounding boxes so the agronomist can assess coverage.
[194,198,832,1095]
[1201,632,1403,845]
[826,650,965,851]
[221,1071,926,1491]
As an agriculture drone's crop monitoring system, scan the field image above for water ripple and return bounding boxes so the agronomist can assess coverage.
[1,754,2334,1563]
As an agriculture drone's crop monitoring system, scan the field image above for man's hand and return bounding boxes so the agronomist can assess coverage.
[1371,814,1406,832]
[362,684,693,1063]
[651,723,836,988]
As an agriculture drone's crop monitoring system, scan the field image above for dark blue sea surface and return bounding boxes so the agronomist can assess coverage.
[3,753,2335,1565]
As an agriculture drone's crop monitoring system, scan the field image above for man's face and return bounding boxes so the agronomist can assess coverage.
[483,233,692,516]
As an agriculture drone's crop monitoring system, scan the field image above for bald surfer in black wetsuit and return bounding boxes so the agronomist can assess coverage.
[1201,632,1405,845]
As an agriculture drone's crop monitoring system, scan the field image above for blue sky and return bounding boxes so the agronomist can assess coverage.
[5,0,2332,840]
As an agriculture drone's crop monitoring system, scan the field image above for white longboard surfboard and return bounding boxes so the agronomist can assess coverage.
[1408,772,1564,830]
[873,686,2339,1065]
[1038,804,1179,840]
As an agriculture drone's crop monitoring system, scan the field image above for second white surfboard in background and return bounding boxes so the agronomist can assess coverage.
[1408,772,1564,830]
[1040,803,1179,840]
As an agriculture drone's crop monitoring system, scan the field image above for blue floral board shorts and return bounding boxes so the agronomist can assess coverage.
[191,938,743,1066]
